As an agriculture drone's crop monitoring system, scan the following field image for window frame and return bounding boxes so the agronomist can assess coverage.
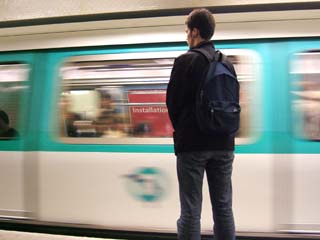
[0,53,33,151]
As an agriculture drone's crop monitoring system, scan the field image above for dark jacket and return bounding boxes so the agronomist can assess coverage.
[166,41,235,154]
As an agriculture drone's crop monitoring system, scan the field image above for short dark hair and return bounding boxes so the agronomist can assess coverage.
[186,8,215,40]
[100,91,112,100]
[0,110,9,125]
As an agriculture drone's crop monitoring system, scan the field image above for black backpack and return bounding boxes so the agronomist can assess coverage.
[192,49,241,135]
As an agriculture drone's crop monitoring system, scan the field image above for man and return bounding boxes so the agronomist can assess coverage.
[59,94,81,137]
[94,91,127,137]
[166,9,236,240]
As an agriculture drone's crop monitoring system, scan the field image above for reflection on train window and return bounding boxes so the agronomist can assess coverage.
[0,63,29,140]
[291,50,320,140]
[57,51,258,144]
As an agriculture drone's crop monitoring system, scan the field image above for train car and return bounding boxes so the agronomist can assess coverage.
[1,6,320,238]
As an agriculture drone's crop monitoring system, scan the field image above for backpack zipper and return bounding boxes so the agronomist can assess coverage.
[200,90,204,104]
[210,107,214,120]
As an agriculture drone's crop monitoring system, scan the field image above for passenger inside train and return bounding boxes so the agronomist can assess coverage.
[59,94,82,137]
[94,91,128,137]
[0,110,19,140]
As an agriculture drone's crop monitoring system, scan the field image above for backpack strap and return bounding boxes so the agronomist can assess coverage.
[190,48,214,62]
[191,48,227,63]
[214,50,227,62]
[191,48,236,84]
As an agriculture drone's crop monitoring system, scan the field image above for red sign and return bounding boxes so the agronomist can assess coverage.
[128,90,173,137]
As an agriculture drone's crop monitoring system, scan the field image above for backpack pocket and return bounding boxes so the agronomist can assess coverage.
[198,101,241,135]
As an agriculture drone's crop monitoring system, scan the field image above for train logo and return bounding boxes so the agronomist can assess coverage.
[124,167,168,202]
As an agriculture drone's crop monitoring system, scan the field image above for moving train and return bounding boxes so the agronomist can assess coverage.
[1,6,320,238]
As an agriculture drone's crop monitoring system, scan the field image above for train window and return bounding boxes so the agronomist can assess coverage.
[0,63,29,140]
[291,50,320,140]
[222,50,259,144]
[56,50,258,145]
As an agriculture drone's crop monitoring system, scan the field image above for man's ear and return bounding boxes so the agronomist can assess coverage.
[191,28,199,38]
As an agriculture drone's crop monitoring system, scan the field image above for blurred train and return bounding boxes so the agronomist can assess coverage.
[1,7,320,238]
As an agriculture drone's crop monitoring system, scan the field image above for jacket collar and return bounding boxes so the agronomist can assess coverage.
[190,40,214,50]
[189,40,216,61]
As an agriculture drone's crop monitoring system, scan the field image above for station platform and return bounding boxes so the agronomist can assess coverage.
[2,229,320,240]
[0,230,121,240]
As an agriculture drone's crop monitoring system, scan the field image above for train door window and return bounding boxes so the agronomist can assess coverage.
[291,50,320,140]
[0,63,29,140]
[56,50,258,145]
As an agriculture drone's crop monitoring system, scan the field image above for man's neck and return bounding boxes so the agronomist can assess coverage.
[193,38,204,48]
[191,39,211,49]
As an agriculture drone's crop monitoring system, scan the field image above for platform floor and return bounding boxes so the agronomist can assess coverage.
[0,230,121,240]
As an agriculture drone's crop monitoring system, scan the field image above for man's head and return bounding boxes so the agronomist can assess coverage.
[100,92,113,108]
[185,8,215,48]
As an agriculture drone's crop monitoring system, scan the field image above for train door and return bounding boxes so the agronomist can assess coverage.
[282,40,320,233]
[0,53,34,219]
[33,48,182,227]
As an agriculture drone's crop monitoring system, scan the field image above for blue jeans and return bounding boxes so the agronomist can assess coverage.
[176,151,235,240]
